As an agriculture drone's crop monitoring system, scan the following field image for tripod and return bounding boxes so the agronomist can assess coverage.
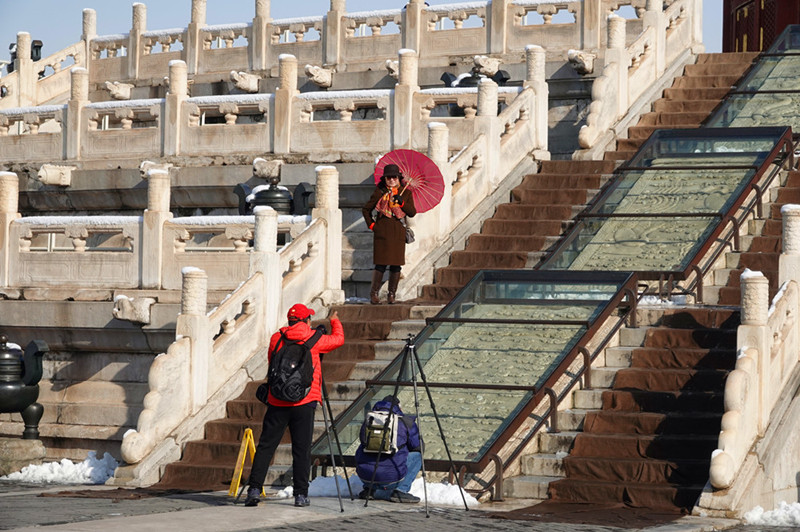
[319,372,354,510]
[364,334,469,515]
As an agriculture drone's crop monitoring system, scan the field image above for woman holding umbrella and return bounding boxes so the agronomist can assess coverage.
[362,163,416,304]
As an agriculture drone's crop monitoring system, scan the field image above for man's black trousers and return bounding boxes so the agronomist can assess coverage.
[247,402,316,496]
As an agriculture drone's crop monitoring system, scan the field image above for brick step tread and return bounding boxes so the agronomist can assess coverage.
[612,367,729,392]
[583,410,723,435]
[157,462,290,491]
[570,432,718,460]
[548,477,705,509]
[562,455,710,483]
[601,389,724,412]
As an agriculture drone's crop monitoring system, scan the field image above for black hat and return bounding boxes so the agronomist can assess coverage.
[382,164,402,178]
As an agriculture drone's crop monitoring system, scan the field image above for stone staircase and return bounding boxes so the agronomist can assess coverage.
[420,159,617,302]
[712,169,800,305]
[604,52,759,161]
[506,308,738,510]
[155,302,441,490]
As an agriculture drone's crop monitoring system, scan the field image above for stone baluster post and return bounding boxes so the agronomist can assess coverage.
[428,122,452,235]
[128,3,146,80]
[176,267,211,413]
[251,0,271,71]
[164,60,188,156]
[738,270,771,435]
[142,169,173,289]
[779,205,800,286]
[323,0,345,67]
[476,78,500,185]
[402,0,425,54]
[489,0,511,55]
[524,44,548,151]
[581,0,603,50]
[312,166,344,304]
[605,15,629,118]
[274,54,297,154]
[66,67,89,161]
[0,172,21,287]
[393,49,418,149]
[642,0,665,76]
[82,9,96,72]
[250,206,280,340]
[185,0,206,74]
[14,33,35,108]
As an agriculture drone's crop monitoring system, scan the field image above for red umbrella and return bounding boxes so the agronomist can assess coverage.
[374,149,445,213]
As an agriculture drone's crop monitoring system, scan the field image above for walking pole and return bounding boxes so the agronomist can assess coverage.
[410,336,469,511]
[363,344,408,508]
[319,379,344,512]
[407,337,430,517]
[320,372,354,500]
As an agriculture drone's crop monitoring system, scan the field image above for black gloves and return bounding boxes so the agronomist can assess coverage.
[392,194,403,205]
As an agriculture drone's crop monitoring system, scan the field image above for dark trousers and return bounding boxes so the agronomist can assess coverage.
[247,402,316,496]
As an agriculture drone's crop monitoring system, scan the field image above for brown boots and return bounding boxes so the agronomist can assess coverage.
[387,271,401,304]
[370,270,383,305]
[370,270,402,304]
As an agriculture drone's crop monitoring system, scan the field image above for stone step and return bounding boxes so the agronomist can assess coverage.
[409,304,444,319]
[538,430,579,453]
[348,360,391,381]
[520,453,566,477]
[373,340,407,360]
[604,346,633,367]
[502,475,558,500]
[573,389,604,410]
[388,319,427,339]
[618,327,647,347]
[590,366,624,388]
[324,380,366,401]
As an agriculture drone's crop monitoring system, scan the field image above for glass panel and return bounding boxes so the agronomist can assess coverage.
[706,93,800,133]
[628,128,785,169]
[595,167,757,216]
[547,216,719,272]
[765,24,800,54]
[311,271,633,465]
[736,55,800,92]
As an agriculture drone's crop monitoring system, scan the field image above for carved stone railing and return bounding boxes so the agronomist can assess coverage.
[114,165,343,484]
[0,167,339,296]
[0,46,549,161]
[694,204,800,516]
[1,0,697,104]
[577,0,701,156]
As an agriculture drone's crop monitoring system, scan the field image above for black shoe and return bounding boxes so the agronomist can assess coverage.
[244,487,261,507]
[389,490,420,503]
[358,489,374,500]
[294,494,311,507]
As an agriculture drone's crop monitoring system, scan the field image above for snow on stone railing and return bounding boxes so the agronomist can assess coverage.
[698,205,800,514]
[8,215,142,288]
[577,0,701,154]
[0,104,66,136]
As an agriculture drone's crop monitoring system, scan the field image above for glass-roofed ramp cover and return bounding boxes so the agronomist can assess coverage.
[707,25,800,133]
[312,271,636,472]
[541,127,792,275]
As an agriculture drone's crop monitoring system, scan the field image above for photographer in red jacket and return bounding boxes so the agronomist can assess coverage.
[244,303,344,508]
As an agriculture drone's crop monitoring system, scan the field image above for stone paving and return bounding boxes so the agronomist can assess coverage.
[1,480,787,532]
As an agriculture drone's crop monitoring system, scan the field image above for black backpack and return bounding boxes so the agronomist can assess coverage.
[266,328,323,403]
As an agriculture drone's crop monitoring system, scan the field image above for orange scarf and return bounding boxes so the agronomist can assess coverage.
[375,186,405,219]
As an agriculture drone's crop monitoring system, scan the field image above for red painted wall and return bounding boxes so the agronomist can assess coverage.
[723,0,800,52]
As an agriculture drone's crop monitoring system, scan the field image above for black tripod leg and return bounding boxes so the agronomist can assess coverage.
[319,384,344,512]
[410,342,470,511]
[321,373,354,500]
[408,341,430,517]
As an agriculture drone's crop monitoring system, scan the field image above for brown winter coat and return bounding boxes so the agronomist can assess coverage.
[362,184,416,266]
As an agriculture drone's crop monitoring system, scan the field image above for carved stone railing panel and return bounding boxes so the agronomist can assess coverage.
[141,28,186,54]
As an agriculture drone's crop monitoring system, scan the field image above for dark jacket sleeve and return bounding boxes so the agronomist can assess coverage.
[362,187,382,227]
[403,416,421,452]
[400,188,416,218]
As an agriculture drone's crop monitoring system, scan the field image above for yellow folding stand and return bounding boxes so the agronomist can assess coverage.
[228,427,265,498]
